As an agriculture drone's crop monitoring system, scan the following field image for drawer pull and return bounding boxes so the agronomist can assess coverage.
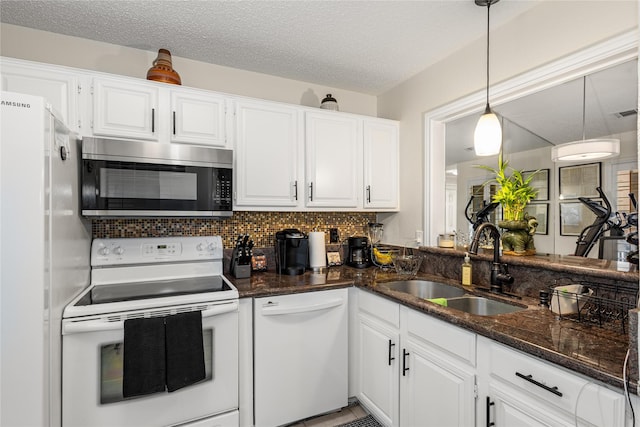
[388,339,395,366]
[515,372,563,397]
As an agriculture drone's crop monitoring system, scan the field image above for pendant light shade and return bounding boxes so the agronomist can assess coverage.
[474,0,502,157]
[474,108,502,156]
[551,76,620,162]
[551,139,620,162]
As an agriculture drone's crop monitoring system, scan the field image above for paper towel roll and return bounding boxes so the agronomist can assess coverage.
[308,231,327,269]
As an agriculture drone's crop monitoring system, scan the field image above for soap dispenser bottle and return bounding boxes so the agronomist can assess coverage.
[461,252,472,286]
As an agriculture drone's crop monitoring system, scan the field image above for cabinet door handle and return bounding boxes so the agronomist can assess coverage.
[402,349,409,376]
[366,185,371,203]
[293,181,298,201]
[173,111,176,135]
[486,397,495,427]
[515,372,563,397]
[388,340,395,366]
[151,108,155,133]
[309,182,313,201]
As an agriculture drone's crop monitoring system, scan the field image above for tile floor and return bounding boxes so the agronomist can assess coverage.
[288,402,370,427]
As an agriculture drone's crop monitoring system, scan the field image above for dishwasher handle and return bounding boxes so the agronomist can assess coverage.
[63,301,238,334]
[261,297,344,316]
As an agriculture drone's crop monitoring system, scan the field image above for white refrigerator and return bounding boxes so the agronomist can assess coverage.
[1,92,91,427]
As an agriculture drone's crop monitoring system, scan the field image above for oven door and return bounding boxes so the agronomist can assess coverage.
[62,300,239,427]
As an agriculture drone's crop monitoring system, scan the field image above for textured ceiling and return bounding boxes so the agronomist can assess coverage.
[0,0,541,95]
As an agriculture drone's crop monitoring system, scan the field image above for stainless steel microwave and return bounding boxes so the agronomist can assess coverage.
[81,137,233,217]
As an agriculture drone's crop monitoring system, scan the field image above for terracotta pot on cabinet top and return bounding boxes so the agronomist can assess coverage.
[147,49,181,85]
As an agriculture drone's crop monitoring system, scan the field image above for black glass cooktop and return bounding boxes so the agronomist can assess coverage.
[75,276,229,305]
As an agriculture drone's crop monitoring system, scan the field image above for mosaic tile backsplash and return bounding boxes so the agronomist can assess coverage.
[92,211,377,248]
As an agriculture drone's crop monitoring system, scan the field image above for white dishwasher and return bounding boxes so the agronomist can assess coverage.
[254,288,348,427]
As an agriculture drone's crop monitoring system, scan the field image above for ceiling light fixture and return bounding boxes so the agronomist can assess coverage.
[551,76,620,162]
[474,0,502,157]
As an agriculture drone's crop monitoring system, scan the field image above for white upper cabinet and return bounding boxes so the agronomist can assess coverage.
[234,99,301,208]
[1,58,82,131]
[91,76,228,147]
[305,111,362,208]
[170,90,227,147]
[363,119,399,210]
[92,77,160,140]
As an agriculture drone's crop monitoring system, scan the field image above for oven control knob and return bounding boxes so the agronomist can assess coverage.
[196,243,205,252]
[113,246,124,255]
[97,246,110,256]
[207,242,218,252]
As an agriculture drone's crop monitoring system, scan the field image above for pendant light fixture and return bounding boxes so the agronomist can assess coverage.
[551,76,620,162]
[474,0,502,157]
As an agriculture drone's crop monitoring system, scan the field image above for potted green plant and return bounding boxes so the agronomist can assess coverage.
[477,153,540,255]
[478,152,539,221]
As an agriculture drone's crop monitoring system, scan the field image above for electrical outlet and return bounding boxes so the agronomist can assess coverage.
[415,230,423,245]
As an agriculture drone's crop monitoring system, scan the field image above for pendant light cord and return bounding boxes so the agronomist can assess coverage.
[485,1,491,113]
[581,76,587,141]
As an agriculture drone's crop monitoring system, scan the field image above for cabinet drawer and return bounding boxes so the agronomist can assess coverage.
[358,290,399,329]
[405,308,476,366]
[488,342,624,426]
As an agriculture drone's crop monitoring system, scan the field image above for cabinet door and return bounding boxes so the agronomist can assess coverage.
[234,100,301,208]
[92,77,159,140]
[488,386,573,427]
[363,120,399,210]
[400,338,475,427]
[1,59,80,130]
[171,90,227,147]
[357,313,400,427]
[305,112,362,208]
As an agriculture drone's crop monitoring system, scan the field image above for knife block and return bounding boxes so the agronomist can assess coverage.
[230,247,251,279]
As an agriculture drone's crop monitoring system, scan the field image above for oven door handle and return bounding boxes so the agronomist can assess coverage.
[63,301,239,334]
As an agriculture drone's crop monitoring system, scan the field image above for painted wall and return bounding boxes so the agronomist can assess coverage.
[377,0,638,246]
[0,23,377,116]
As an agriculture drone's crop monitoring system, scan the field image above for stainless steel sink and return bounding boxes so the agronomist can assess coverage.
[380,280,466,299]
[446,296,525,316]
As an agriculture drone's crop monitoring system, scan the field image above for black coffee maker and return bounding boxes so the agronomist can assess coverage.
[275,229,309,275]
[347,236,371,268]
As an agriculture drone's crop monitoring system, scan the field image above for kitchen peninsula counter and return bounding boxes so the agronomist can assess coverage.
[227,265,636,393]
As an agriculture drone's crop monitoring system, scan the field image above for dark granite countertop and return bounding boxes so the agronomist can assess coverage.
[226,266,634,393]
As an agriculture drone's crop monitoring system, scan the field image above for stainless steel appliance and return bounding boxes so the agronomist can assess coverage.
[347,236,371,268]
[275,229,309,275]
[62,236,239,427]
[1,92,92,427]
[81,137,233,217]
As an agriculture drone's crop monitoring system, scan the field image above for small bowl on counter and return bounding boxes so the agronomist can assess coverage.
[392,253,423,277]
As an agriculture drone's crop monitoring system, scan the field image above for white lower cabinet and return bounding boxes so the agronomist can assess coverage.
[478,336,626,427]
[354,290,476,427]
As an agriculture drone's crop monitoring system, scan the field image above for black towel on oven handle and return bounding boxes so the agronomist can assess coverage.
[122,316,166,398]
[165,310,206,392]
